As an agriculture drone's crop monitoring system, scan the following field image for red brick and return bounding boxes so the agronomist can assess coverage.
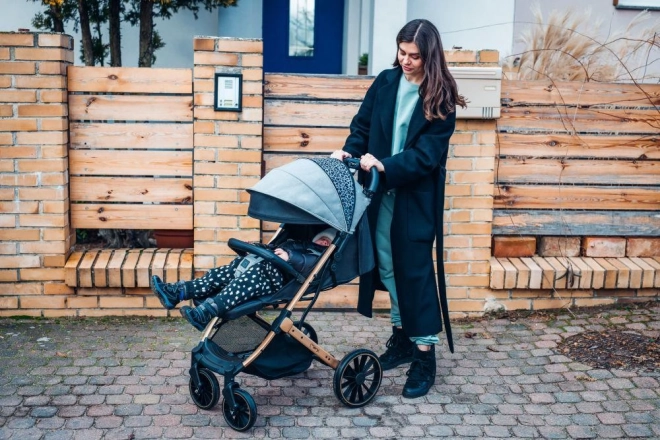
[492,236,536,257]
[582,237,626,257]
[538,237,580,257]
[0,33,35,46]
[626,238,660,257]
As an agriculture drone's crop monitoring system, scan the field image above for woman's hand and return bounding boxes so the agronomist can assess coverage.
[360,153,384,173]
[273,248,289,261]
[330,150,352,161]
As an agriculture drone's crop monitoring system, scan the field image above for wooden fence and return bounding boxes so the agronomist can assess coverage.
[494,80,660,236]
[68,66,194,230]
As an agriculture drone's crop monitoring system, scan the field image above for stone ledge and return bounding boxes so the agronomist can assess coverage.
[64,248,193,288]
[490,256,660,290]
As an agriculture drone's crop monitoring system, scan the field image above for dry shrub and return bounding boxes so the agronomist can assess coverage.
[505,3,660,83]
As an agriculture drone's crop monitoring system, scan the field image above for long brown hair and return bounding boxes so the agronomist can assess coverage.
[393,19,466,121]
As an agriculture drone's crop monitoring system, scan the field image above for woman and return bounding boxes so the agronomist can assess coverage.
[331,19,465,398]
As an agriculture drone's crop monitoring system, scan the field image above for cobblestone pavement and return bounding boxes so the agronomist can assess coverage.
[1,304,659,439]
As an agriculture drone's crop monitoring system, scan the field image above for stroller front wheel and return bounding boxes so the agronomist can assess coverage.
[189,368,220,410]
[223,388,257,431]
[333,349,382,408]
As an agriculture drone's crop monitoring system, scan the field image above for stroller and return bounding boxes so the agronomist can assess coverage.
[187,157,382,431]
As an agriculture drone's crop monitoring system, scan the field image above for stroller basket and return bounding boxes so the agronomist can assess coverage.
[210,315,269,355]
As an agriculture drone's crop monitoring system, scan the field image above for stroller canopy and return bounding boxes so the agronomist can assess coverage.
[247,158,371,234]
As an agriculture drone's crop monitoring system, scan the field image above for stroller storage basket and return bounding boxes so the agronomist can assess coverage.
[210,314,269,355]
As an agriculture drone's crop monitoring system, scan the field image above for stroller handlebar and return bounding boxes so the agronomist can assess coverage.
[343,158,379,199]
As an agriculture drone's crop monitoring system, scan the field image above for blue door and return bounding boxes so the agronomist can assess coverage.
[263,0,345,74]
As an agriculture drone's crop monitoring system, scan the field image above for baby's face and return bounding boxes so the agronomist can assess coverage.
[313,236,332,247]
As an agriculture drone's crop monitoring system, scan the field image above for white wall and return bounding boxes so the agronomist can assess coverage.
[369,0,408,75]
[0,0,219,68]
[218,0,262,38]
[407,0,515,57]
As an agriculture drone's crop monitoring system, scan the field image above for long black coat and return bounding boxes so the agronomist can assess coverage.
[342,67,456,350]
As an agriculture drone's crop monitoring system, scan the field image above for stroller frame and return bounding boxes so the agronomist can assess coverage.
[187,228,383,432]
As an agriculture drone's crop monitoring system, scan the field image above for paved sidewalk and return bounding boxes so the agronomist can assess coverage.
[1,304,659,439]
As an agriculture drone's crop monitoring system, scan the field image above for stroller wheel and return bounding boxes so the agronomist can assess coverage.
[294,321,318,343]
[333,349,382,408]
[189,368,220,410]
[223,388,257,432]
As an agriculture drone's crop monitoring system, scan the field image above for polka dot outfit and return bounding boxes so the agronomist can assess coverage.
[183,257,284,317]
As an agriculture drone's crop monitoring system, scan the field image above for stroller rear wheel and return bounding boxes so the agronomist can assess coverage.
[333,349,382,408]
[223,388,257,431]
[189,368,220,410]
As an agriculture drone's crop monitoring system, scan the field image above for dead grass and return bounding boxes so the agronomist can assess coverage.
[505,3,660,83]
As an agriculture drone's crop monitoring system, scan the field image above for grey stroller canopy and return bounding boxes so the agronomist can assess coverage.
[247,157,371,234]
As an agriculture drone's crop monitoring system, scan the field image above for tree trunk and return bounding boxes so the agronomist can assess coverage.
[138,0,154,67]
[108,0,122,66]
[49,4,64,33]
[77,0,95,66]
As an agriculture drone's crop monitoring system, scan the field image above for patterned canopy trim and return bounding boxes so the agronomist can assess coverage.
[309,158,355,230]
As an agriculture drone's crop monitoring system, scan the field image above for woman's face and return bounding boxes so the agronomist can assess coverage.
[397,41,424,84]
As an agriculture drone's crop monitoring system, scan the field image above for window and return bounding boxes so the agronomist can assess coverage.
[289,0,315,57]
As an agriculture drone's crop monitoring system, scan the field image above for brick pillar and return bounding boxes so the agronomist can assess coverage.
[192,37,263,275]
[0,32,74,316]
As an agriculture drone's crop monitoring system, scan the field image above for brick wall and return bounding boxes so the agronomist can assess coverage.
[192,37,264,275]
[0,32,74,317]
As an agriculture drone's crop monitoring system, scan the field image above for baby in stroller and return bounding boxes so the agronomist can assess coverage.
[150,227,338,330]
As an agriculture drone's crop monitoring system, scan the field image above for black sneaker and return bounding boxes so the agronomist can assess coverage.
[402,345,436,399]
[179,303,215,331]
[379,326,414,370]
[151,275,183,310]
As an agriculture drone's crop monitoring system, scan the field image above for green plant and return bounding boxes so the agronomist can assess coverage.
[358,53,368,67]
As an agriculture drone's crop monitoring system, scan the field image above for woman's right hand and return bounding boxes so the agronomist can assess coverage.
[330,150,352,161]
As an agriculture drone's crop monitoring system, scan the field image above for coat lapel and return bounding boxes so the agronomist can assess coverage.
[376,69,401,158]
[404,99,429,150]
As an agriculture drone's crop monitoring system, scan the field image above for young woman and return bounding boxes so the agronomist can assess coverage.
[331,19,465,398]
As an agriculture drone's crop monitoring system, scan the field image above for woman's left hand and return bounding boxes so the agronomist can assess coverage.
[360,153,384,173]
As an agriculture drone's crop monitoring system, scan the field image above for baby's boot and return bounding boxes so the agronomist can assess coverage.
[151,275,185,310]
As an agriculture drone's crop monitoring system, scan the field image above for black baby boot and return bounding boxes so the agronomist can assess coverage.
[151,275,185,310]
[379,326,414,370]
[402,344,436,398]
[179,300,217,331]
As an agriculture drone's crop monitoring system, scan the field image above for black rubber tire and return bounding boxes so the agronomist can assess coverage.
[222,388,258,432]
[294,321,318,343]
[189,368,220,410]
[333,349,382,408]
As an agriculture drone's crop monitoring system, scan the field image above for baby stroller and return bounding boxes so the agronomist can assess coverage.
[187,157,382,431]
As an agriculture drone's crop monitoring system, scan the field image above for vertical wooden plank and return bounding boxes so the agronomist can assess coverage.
[606,258,630,288]
[532,257,556,289]
[521,257,542,289]
[150,249,170,281]
[136,249,156,288]
[582,258,605,289]
[594,258,618,289]
[630,257,656,288]
[64,251,85,287]
[92,250,113,287]
[545,257,567,289]
[490,257,505,289]
[179,250,194,281]
[78,250,100,288]
[619,258,643,289]
[568,257,592,290]
[509,257,530,289]
[499,258,518,289]
[165,249,184,283]
[121,249,142,288]
[107,249,128,287]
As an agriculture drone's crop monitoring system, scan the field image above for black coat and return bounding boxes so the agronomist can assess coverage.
[342,67,455,350]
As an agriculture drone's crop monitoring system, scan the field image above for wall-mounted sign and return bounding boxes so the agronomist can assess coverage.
[214,73,242,112]
[613,0,660,9]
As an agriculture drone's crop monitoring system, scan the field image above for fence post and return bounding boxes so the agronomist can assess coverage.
[0,32,74,316]
[192,37,264,275]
